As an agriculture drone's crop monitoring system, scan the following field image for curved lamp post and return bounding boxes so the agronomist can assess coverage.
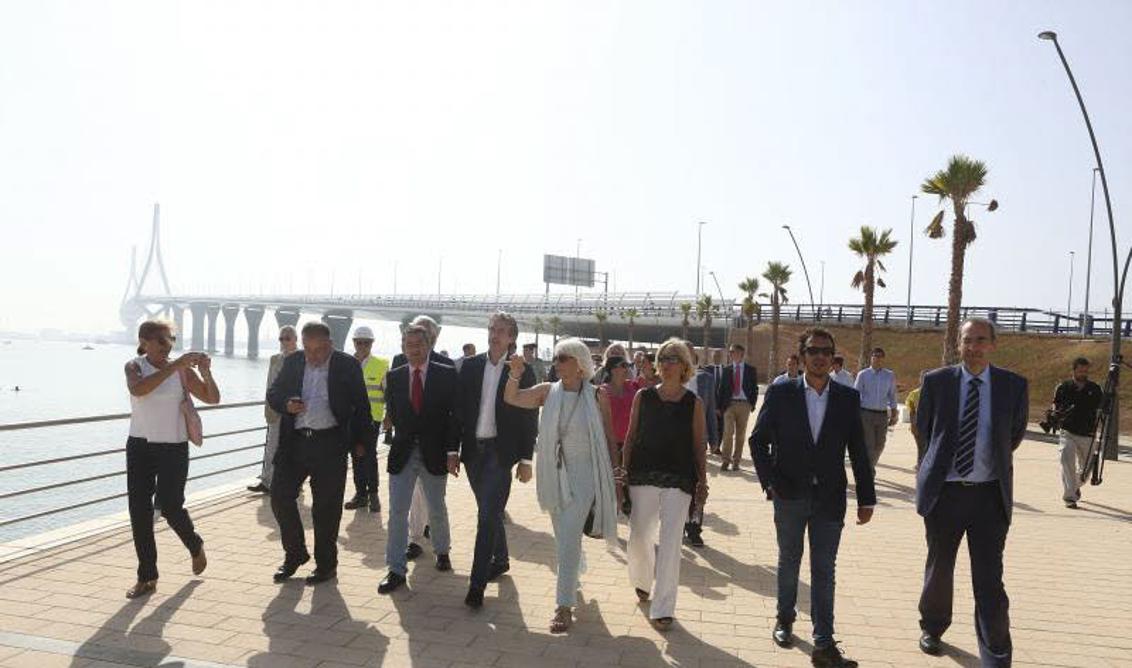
[781,225,816,313]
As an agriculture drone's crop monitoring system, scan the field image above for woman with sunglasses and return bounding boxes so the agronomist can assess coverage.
[601,355,639,455]
[619,338,708,630]
[505,338,620,634]
[636,352,660,389]
[123,320,220,598]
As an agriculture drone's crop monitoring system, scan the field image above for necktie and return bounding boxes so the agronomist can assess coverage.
[954,377,981,477]
[411,367,423,415]
[732,364,741,396]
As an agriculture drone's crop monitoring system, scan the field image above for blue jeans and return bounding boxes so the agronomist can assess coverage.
[465,441,513,589]
[386,448,451,576]
[773,492,844,648]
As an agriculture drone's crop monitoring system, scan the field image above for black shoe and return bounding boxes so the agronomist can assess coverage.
[487,561,510,581]
[435,553,452,571]
[368,493,380,513]
[773,620,793,648]
[684,524,705,548]
[406,542,423,560]
[1065,500,1078,509]
[720,462,730,472]
[919,632,942,655]
[811,642,857,668]
[272,554,311,583]
[247,482,269,494]
[304,568,337,585]
[423,524,431,539]
[344,494,367,510]
[464,586,484,609]
[377,571,405,594]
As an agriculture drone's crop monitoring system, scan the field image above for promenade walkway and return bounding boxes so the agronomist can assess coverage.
[0,423,1129,667]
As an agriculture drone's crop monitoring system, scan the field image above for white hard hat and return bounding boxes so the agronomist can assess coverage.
[352,325,375,341]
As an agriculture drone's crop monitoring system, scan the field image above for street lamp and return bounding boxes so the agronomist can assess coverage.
[1085,167,1099,329]
[1039,29,1121,465]
[781,225,816,312]
[1067,251,1075,317]
[696,222,707,296]
[906,195,918,327]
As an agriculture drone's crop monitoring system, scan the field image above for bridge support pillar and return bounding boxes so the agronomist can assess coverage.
[171,306,184,351]
[244,306,265,359]
[222,304,240,356]
[205,304,221,353]
[189,302,207,351]
[322,309,354,350]
[275,307,301,330]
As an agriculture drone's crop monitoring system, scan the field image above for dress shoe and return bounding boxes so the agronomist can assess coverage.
[464,586,485,609]
[918,632,942,655]
[368,492,380,512]
[711,447,722,455]
[1065,500,1078,509]
[305,568,337,585]
[487,561,510,581]
[246,482,269,494]
[273,555,311,582]
[720,462,730,472]
[191,546,207,575]
[435,553,452,571]
[377,571,406,594]
[773,620,793,648]
[344,494,367,510]
[125,579,157,599]
[684,523,705,548]
[405,542,424,560]
[811,642,857,668]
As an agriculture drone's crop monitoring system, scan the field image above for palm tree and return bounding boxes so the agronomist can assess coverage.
[849,226,898,369]
[695,294,714,361]
[921,154,996,364]
[738,277,760,363]
[532,315,544,351]
[679,302,693,341]
[594,310,608,347]
[621,308,639,353]
[549,315,562,345]
[760,262,791,375]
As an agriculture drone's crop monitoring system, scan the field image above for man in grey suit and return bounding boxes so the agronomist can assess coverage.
[914,318,1028,666]
[249,325,298,494]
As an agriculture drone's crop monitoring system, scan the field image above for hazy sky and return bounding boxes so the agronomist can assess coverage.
[2,1,1130,333]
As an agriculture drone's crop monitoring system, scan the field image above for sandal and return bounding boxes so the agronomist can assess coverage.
[549,606,573,634]
[635,588,650,602]
[652,616,674,631]
[125,579,157,599]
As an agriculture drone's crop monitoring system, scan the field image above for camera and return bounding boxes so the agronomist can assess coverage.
[1039,404,1073,434]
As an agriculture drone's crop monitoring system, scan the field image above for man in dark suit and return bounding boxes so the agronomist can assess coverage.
[456,312,538,608]
[915,318,1028,666]
[266,322,373,584]
[377,324,461,594]
[717,343,759,471]
[750,327,875,668]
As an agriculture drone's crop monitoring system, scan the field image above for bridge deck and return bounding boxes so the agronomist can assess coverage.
[0,424,1128,667]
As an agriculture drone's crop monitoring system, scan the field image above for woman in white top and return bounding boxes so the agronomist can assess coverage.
[124,320,220,599]
[504,338,620,634]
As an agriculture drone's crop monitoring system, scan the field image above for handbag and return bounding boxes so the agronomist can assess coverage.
[179,370,204,446]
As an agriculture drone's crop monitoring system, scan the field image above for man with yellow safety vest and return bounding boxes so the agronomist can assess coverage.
[345,326,389,513]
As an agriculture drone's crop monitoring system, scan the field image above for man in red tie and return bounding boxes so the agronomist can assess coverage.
[716,343,759,471]
[377,324,462,594]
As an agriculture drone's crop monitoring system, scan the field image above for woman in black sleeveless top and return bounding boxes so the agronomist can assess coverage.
[618,338,708,630]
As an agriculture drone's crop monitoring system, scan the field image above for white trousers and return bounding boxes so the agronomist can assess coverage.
[628,485,692,619]
[1058,431,1092,502]
[409,479,428,542]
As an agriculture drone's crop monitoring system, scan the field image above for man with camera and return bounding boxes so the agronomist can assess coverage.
[1049,356,1102,509]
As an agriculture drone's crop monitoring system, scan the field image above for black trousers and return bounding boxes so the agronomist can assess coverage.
[465,441,513,589]
[270,430,348,571]
[126,437,203,581]
[919,482,1011,667]
[350,420,380,496]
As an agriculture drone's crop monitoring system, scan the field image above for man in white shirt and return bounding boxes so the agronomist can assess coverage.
[830,355,854,387]
[854,347,898,469]
[773,354,802,385]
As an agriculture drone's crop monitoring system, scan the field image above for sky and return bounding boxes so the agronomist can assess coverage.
[2,0,1131,334]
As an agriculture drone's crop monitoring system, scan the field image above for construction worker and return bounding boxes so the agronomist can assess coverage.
[346,325,389,512]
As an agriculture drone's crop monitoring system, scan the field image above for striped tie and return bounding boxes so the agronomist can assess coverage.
[954,377,982,477]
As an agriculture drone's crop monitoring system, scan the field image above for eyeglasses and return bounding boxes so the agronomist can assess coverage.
[804,346,835,357]
[154,335,176,344]
[658,355,682,365]
[279,337,295,342]
[554,354,574,364]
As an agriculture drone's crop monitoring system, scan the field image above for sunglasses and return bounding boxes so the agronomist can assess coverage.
[658,355,682,365]
[152,335,175,344]
[804,346,835,357]
[554,354,574,364]
[279,337,295,342]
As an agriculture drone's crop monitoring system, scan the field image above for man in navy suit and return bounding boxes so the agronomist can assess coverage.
[915,318,1028,666]
[717,343,758,471]
[377,324,461,594]
[750,327,875,668]
[456,312,538,608]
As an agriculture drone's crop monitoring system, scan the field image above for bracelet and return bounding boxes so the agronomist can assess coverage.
[507,374,522,382]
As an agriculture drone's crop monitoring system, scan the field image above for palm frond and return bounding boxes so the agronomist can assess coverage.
[851,270,865,290]
[877,277,886,288]
[925,210,946,238]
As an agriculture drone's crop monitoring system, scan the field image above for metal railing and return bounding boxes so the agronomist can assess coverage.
[0,401,266,529]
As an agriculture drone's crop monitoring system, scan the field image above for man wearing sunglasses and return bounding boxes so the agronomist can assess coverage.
[750,328,875,668]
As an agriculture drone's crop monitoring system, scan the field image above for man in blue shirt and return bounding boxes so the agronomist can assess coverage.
[854,347,898,469]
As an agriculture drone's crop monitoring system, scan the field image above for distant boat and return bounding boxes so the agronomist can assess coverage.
[81,344,95,350]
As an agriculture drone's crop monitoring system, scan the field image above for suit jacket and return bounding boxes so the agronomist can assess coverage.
[915,364,1029,524]
[385,360,461,475]
[749,377,876,520]
[266,351,373,462]
[264,352,286,424]
[456,353,538,466]
[717,362,759,412]
[392,349,453,370]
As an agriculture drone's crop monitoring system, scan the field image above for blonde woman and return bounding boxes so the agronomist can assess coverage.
[619,338,707,630]
[505,337,619,634]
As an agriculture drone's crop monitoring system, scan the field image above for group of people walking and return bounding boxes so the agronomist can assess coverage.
[124,313,1032,667]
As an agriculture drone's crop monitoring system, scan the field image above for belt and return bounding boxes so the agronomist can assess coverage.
[945,479,998,487]
[295,427,337,438]
[862,408,889,414]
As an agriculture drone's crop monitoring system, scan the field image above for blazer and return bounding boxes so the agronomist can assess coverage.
[749,377,876,520]
[717,362,759,412]
[456,353,538,466]
[266,351,373,462]
[385,360,461,475]
[915,364,1029,524]
[264,352,286,425]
